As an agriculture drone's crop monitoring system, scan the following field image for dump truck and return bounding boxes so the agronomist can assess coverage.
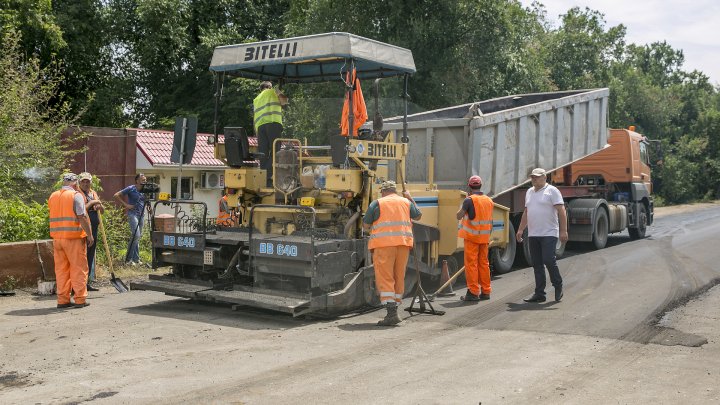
[131,33,612,316]
[382,90,655,269]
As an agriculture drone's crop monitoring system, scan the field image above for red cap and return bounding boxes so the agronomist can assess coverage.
[468,175,483,188]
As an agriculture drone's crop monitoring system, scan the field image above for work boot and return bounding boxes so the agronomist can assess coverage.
[479,293,490,300]
[377,303,401,326]
[461,290,480,301]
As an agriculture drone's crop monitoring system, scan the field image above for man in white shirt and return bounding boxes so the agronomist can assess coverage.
[515,168,568,303]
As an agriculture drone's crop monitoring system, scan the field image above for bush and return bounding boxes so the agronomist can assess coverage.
[0,196,152,268]
[0,198,50,242]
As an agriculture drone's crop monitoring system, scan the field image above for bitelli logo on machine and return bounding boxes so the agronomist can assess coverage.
[367,142,397,158]
[244,41,299,62]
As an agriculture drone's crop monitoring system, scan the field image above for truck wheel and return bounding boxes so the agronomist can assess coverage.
[591,208,609,250]
[629,204,647,240]
[490,222,515,274]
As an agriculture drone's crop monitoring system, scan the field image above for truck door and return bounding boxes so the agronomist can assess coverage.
[638,140,652,193]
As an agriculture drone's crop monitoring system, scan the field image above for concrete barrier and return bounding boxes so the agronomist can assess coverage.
[0,240,55,288]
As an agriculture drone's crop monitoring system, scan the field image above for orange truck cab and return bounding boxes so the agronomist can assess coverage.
[550,126,655,251]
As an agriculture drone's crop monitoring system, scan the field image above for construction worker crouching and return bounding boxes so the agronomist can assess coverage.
[363,180,422,326]
[48,173,95,309]
[456,175,494,301]
[217,190,236,226]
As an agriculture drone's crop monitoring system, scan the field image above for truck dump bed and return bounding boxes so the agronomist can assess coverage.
[383,89,609,196]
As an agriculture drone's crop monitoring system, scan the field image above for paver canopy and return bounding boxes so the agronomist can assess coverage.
[210,32,416,83]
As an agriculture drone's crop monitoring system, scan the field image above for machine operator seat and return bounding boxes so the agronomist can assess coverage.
[224,127,264,168]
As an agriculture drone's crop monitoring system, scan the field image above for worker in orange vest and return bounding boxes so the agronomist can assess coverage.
[48,173,94,309]
[217,191,235,226]
[456,175,494,301]
[363,180,422,326]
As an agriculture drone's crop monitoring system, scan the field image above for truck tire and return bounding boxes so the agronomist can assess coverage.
[628,204,647,240]
[591,208,609,250]
[490,222,516,274]
[521,228,566,268]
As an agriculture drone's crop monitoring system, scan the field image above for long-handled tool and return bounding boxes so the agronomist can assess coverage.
[397,163,444,316]
[428,266,466,301]
[99,214,128,293]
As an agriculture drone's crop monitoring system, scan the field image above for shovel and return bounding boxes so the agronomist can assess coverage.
[99,213,129,293]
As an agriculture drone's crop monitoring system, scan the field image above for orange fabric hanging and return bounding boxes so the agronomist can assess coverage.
[340,69,368,137]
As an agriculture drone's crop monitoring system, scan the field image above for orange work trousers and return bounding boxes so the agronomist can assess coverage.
[464,240,490,295]
[372,245,411,305]
[53,238,89,305]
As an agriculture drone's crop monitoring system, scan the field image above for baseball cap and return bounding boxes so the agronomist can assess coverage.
[379,180,397,191]
[63,173,78,182]
[78,172,92,181]
[530,168,546,177]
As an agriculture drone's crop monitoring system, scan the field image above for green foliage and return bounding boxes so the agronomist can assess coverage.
[0,30,82,201]
[2,0,720,206]
[0,0,66,62]
[0,198,50,242]
[1,275,18,291]
[544,7,626,90]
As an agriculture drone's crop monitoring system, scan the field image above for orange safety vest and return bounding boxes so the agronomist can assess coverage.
[48,189,86,239]
[340,68,368,137]
[368,194,414,249]
[217,195,232,225]
[457,194,494,244]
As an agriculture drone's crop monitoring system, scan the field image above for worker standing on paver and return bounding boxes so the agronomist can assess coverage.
[254,81,287,186]
[456,175,494,301]
[48,173,94,308]
[363,180,422,326]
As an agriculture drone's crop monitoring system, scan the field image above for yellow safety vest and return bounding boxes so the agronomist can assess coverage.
[253,89,282,132]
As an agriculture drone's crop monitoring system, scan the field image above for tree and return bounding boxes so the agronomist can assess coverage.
[0,0,66,62]
[0,31,80,200]
[544,7,626,90]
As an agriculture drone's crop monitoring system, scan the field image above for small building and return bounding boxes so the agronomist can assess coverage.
[67,126,255,219]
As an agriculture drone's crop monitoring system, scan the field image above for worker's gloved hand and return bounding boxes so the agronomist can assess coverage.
[402,190,412,199]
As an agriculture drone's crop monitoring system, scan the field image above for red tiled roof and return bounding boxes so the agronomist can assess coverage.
[135,129,258,167]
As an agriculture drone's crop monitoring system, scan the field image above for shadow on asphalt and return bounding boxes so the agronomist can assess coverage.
[505,301,560,312]
[122,298,311,330]
[4,307,70,316]
[337,322,391,331]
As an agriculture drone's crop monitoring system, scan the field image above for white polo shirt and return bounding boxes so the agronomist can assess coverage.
[525,183,564,237]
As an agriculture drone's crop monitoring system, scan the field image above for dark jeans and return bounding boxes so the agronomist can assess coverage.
[529,236,563,296]
[257,122,283,186]
[87,215,99,283]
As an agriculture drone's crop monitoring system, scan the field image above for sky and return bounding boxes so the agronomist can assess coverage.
[521,0,720,84]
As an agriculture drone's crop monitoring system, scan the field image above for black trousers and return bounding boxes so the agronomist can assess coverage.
[528,236,563,296]
[257,122,283,186]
